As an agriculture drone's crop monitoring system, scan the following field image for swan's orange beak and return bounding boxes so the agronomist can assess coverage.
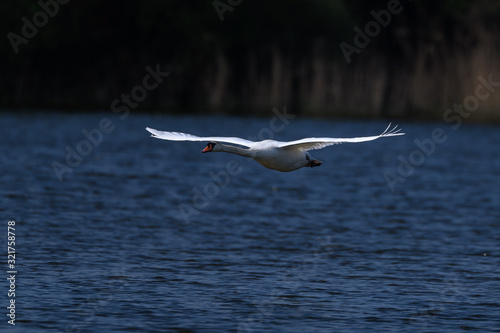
[202,142,215,153]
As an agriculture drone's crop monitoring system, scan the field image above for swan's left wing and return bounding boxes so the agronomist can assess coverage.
[146,127,255,148]
[277,123,405,151]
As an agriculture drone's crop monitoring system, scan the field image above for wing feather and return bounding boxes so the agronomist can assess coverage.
[278,123,405,151]
[145,128,255,148]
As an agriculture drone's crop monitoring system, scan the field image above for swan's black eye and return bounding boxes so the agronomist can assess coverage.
[207,142,216,148]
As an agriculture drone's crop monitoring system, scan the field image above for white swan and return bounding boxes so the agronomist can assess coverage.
[146,123,405,172]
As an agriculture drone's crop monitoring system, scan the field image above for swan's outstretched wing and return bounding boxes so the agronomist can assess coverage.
[277,123,405,151]
[146,127,255,148]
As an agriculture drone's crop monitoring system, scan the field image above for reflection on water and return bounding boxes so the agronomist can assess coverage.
[1,112,499,332]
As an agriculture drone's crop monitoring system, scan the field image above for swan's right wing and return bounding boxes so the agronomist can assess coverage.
[146,128,255,148]
[277,123,405,151]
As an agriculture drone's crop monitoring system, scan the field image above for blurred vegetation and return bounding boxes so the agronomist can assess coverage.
[1,0,500,120]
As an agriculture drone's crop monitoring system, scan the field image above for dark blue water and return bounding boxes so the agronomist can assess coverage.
[1,112,499,332]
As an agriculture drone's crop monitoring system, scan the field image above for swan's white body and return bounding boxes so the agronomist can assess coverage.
[146,124,404,172]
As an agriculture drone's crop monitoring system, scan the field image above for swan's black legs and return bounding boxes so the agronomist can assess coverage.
[305,154,322,167]
[308,159,322,167]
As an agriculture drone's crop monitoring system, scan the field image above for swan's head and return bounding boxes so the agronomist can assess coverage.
[201,142,216,153]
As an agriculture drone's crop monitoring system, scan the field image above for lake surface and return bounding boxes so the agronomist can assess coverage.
[1,111,499,332]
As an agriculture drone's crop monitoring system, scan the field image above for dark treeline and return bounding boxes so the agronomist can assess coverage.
[2,0,500,120]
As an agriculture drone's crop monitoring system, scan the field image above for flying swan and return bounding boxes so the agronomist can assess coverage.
[146,123,404,172]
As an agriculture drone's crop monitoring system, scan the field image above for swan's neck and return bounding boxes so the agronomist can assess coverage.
[217,144,253,157]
